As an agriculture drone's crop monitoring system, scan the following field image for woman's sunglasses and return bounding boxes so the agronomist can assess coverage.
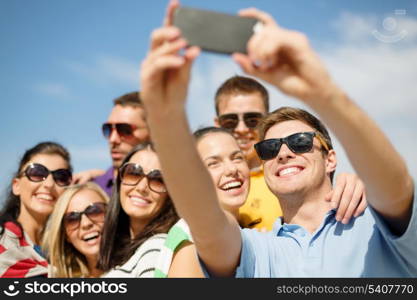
[218,112,264,130]
[254,132,330,160]
[119,163,167,193]
[21,163,72,187]
[102,123,138,139]
[63,202,107,230]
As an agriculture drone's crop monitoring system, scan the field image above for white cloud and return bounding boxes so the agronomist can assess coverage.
[34,82,71,99]
[66,55,138,87]
[333,12,417,44]
[187,11,417,180]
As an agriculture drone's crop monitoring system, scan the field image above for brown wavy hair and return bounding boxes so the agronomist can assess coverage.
[97,142,179,271]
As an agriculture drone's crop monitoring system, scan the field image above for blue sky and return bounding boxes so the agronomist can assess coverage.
[1,0,417,202]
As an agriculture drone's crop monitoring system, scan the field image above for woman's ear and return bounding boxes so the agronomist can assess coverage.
[12,177,21,196]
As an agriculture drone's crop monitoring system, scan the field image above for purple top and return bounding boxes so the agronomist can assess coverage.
[93,167,114,197]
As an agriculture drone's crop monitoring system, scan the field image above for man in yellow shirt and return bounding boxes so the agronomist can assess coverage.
[214,76,282,230]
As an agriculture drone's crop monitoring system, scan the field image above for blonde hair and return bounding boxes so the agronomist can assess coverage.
[42,182,109,278]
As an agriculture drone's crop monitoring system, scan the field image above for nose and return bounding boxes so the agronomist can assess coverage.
[224,160,239,177]
[109,127,121,144]
[134,176,149,195]
[80,213,93,229]
[42,173,55,188]
[276,143,296,162]
[234,119,249,135]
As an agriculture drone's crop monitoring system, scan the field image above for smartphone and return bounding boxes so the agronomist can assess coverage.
[173,6,261,54]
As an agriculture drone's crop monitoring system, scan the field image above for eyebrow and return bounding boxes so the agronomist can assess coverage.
[203,150,243,162]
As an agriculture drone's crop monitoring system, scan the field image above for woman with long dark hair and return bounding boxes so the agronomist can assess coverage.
[98,142,178,277]
[0,142,72,277]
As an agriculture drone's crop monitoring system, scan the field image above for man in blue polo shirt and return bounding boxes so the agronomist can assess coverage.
[138,2,416,277]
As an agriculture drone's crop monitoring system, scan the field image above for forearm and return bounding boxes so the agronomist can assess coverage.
[146,107,238,237]
[310,86,413,224]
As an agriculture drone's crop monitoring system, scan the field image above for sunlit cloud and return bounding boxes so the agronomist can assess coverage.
[34,82,71,99]
[66,55,138,87]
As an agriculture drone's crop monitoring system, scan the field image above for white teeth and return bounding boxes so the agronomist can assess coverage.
[36,194,53,201]
[83,232,99,241]
[130,196,150,204]
[279,167,301,176]
[221,181,242,190]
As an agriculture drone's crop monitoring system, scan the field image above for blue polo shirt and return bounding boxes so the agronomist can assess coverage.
[236,188,417,277]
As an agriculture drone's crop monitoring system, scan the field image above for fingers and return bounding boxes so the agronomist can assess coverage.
[163,0,180,26]
[330,174,346,210]
[238,8,276,26]
[333,173,366,224]
[354,192,367,218]
[150,26,181,51]
[339,182,364,224]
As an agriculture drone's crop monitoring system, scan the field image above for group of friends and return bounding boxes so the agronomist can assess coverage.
[0,0,415,278]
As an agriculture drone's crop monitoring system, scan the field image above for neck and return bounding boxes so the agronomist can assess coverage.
[17,208,47,245]
[86,256,102,278]
[129,218,147,238]
[278,180,333,233]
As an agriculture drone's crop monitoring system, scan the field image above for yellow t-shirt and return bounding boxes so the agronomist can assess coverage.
[239,168,282,230]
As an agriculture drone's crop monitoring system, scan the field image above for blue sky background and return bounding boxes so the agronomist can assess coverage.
[1,0,417,204]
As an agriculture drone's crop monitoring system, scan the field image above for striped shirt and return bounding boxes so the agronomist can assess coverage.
[154,219,192,278]
[0,222,48,278]
[102,233,167,278]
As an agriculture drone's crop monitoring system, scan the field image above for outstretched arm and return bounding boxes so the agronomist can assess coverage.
[234,8,413,233]
[140,0,242,276]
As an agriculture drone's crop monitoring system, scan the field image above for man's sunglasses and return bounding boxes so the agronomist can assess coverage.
[119,163,167,193]
[102,123,138,139]
[218,112,264,130]
[21,163,72,187]
[254,132,330,160]
[63,202,107,230]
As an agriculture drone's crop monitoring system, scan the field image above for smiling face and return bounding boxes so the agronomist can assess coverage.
[197,132,250,214]
[216,92,266,164]
[263,120,336,199]
[106,105,150,168]
[12,153,70,221]
[64,189,106,261]
[119,149,168,229]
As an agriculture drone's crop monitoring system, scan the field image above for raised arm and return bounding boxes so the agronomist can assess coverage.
[139,1,242,276]
[233,8,414,233]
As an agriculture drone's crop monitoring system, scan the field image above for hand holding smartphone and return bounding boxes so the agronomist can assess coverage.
[173,6,262,55]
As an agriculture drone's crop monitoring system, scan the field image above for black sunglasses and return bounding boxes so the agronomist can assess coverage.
[254,132,330,160]
[63,202,107,230]
[102,123,138,139]
[119,163,167,193]
[21,163,72,187]
[218,112,264,130]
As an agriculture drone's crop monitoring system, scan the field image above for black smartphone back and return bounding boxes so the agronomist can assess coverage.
[173,6,258,54]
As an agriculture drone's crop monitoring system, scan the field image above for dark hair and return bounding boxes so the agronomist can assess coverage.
[193,126,234,142]
[98,142,179,271]
[215,75,269,115]
[113,91,143,108]
[0,142,72,234]
[258,107,335,182]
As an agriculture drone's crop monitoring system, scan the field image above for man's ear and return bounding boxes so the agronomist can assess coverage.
[214,116,220,127]
[325,149,337,175]
[12,177,21,196]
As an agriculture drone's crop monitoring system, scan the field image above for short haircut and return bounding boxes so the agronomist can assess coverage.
[258,106,334,181]
[215,75,270,115]
[113,91,143,108]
